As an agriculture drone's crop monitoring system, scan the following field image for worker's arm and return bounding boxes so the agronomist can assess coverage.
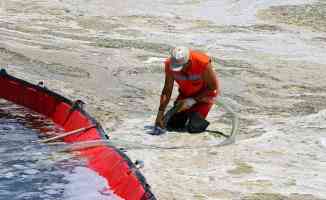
[155,72,174,128]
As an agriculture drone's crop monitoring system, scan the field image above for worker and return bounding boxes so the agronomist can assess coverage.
[153,46,220,135]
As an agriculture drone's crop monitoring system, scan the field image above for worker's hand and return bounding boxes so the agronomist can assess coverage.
[155,110,165,128]
[176,98,196,112]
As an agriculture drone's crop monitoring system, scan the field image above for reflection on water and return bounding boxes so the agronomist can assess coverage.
[0,99,119,200]
[0,99,69,200]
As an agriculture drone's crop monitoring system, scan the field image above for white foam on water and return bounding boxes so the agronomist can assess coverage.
[320,138,326,148]
[62,0,316,25]
[144,57,166,64]
[292,109,326,129]
[63,166,123,200]
[195,0,317,25]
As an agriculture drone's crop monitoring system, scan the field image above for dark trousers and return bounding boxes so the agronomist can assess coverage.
[166,111,210,133]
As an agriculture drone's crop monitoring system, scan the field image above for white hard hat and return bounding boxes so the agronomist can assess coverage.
[170,46,190,71]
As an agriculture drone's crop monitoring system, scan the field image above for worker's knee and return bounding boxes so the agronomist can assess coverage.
[187,112,210,133]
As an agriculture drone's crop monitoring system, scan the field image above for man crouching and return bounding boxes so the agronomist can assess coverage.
[154,46,220,134]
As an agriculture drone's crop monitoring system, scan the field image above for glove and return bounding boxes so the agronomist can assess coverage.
[177,98,197,112]
[151,126,166,135]
[184,98,196,108]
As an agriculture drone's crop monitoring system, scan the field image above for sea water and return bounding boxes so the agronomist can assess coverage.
[0,99,120,200]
